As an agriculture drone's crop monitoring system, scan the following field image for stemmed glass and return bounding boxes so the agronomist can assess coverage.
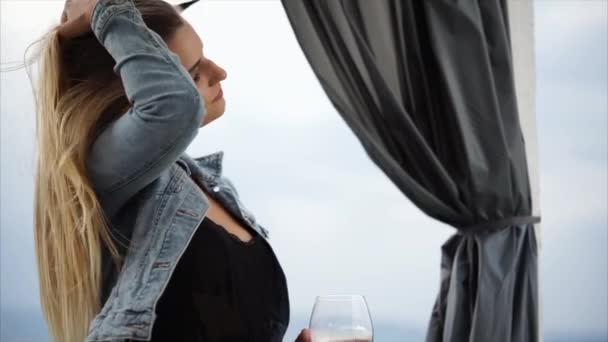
[309,295,373,342]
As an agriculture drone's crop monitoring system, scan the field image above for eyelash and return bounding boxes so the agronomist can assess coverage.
[193,73,201,82]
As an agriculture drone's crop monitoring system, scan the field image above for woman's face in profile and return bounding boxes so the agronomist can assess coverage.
[168,19,227,127]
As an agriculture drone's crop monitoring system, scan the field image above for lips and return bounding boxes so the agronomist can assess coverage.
[212,88,223,102]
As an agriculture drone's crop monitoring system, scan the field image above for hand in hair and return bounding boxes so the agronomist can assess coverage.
[57,0,99,40]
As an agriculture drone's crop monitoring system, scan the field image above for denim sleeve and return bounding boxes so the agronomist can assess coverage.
[86,0,205,212]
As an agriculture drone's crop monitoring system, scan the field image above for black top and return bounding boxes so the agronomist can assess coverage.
[150,217,290,341]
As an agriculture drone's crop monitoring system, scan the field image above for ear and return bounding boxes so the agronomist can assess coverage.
[175,0,200,13]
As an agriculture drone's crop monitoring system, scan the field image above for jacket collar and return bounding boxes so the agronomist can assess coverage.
[178,151,224,185]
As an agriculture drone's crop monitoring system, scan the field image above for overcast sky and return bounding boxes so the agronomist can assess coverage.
[1,0,606,341]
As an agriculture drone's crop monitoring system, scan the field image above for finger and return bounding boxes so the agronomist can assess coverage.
[61,0,72,23]
[57,14,89,41]
[57,19,79,40]
[295,329,311,342]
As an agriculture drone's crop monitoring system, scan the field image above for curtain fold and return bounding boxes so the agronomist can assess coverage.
[281,1,540,341]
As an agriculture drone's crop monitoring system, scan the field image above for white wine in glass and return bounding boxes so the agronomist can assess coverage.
[309,295,373,342]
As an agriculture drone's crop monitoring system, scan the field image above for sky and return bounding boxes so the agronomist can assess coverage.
[1,0,606,341]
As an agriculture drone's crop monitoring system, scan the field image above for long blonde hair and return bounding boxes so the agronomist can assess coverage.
[2,1,185,340]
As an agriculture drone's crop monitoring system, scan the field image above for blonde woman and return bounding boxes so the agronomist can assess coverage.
[31,0,313,340]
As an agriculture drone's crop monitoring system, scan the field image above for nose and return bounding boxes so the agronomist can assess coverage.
[208,60,227,84]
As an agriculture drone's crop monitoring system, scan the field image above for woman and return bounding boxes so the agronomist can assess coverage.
[32,0,311,340]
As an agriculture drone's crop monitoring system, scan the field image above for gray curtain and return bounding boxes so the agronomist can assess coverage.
[280,1,541,341]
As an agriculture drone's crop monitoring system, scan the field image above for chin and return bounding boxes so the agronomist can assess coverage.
[200,111,224,127]
[200,100,225,127]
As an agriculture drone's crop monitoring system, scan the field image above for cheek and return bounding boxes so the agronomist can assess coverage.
[197,87,207,102]
[197,90,213,112]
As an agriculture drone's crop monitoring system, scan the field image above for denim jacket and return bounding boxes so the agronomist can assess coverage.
[83,1,281,340]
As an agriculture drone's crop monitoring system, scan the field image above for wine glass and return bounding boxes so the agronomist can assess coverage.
[309,294,373,342]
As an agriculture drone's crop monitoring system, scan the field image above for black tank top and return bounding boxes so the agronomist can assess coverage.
[150,217,290,341]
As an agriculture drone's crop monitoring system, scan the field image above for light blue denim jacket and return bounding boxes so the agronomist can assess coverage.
[83,1,282,340]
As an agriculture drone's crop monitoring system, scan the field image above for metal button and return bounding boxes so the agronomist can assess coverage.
[213,186,220,192]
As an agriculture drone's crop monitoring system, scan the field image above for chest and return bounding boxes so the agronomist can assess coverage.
[191,176,254,243]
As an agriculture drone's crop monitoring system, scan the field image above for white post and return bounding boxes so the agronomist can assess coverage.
[507,1,542,341]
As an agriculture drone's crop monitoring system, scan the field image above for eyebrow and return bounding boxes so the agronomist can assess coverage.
[188,57,202,74]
